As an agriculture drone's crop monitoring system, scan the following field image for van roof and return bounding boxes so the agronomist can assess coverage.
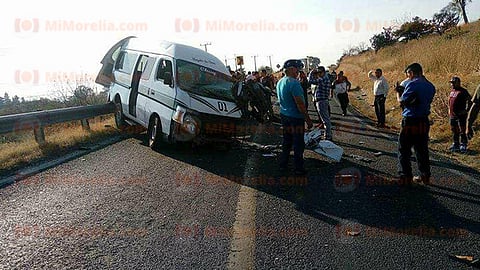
[127,37,230,76]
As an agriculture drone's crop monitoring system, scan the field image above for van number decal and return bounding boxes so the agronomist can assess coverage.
[218,101,228,112]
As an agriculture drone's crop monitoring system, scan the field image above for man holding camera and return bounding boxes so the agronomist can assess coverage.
[466,83,480,140]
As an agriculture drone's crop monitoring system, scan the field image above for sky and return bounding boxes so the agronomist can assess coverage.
[1,0,479,100]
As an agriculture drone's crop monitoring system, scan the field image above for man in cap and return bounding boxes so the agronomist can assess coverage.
[277,59,313,175]
[466,83,480,140]
[448,76,472,153]
[395,63,435,185]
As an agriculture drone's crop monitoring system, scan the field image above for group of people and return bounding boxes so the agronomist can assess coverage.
[275,59,480,185]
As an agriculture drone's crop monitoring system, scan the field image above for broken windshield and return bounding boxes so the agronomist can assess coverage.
[176,59,235,102]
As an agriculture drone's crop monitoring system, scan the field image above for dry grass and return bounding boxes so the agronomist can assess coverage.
[338,21,480,170]
[0,116,120,175]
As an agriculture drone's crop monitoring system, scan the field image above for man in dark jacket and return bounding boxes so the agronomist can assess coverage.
[395,63,435,185]
[466,83,480,140]
[448,76,472,153]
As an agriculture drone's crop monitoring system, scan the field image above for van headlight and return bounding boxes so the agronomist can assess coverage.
[172,106,187,123]
[182,114,199,135]
[172,106,201,140]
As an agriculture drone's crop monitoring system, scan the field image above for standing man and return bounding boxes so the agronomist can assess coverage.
[395,63,435,185]
[448,76,472,153]
[332,71,352,116]
[309,66,333,140]
[277,59,313,175]
[466,83,480,140]
[260,69,275,90]
[368,68,389,127]
[297,70,310,111]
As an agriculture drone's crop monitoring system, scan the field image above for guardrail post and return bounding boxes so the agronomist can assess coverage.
[81,119,91,131]
[34,126,46,146]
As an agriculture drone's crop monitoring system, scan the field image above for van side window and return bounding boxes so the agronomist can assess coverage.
[156,59,173,81]
[141,57,156,81]
[115,51,138,74]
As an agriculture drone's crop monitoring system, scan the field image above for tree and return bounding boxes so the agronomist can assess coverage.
[12,95,20,105]
[343,42,371,56]
[370,27,397,52]
[4,92,11,104]
[70,85,95,106]
[452,0,472,24]
[433,2,461,34]
[394,16,434,42]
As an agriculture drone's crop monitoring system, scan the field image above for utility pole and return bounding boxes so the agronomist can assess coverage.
[252,55,258,71]
[267,55,273,71]
[200,42,211,52]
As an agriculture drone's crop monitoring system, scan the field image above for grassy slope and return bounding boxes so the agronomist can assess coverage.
[337,20,480,170]
[0,116,121,176]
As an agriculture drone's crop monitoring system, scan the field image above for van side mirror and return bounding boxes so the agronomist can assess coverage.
[164,72,173,87]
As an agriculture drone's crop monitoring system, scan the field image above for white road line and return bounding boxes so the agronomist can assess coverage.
[227,126,264,270]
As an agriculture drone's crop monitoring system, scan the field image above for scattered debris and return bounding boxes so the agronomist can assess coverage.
[373,152,383,157]
[358,141,365,145]
[262,153,277,157]
[346,230,360,236]
[348,154,373,163]
[448,254,480,267]
[261,145,281,151]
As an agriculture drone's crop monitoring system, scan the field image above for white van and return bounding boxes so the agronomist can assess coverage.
[95,36,244,149]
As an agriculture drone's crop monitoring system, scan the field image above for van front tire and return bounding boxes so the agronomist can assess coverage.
[148,115,163,150]
[114,100,127,131]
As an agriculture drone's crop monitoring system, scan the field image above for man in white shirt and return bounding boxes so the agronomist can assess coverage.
[368,68,389,127]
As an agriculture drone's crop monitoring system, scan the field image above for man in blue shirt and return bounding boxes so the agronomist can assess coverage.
[277,59,313,175]
[395,63,436,185]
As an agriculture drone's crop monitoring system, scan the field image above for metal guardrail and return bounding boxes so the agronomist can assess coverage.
[0,103,116,145]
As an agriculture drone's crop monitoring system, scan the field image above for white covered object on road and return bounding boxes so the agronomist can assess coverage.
[304,128,343,162]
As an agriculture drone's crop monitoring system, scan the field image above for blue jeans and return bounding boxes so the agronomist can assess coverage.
[315,100,332,139]
[279,114,305,170]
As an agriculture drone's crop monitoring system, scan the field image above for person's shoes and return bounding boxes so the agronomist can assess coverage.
[376,123,386,128]
[342,111,348,116]
[413,175,430,185]
[449,143,460,152]
[459,143,467,153]
[294,168,307,176]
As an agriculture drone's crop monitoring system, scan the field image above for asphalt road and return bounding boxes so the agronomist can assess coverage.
[1,93,479,269]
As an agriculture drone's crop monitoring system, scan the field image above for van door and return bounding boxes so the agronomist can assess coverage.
[95,36,136,87]
[148,57,176,136]
[129,55,149,117]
